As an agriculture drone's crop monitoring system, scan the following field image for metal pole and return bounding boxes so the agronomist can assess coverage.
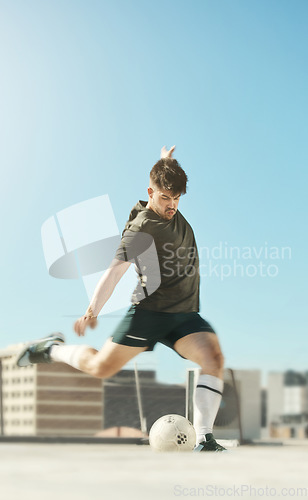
[186,369,195,423]
[186,368,200,424]
[134,362,147,436]
[229,368,244,444]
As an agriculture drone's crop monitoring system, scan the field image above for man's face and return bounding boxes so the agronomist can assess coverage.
[147,186,181,220]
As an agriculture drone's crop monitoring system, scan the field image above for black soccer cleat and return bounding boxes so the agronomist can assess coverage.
[16,332,65,367]
[194,433,227,452]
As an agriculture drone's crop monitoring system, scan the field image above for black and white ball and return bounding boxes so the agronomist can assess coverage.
[149,414,196,452]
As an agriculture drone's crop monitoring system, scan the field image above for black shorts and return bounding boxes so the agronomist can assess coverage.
[111,305,216,352]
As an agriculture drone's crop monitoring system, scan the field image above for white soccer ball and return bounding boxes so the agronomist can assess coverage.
[149,414,196,452]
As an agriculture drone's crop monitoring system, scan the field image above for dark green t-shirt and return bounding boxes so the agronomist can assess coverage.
[115,200,200,313]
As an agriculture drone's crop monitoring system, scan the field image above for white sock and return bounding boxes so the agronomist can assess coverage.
[50,344,92,371]
[193,373,224,444]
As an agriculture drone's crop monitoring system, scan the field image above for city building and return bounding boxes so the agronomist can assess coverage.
[267,370,308,439]
[0,344,103,436]
[103,369,185,432]
[0,342,266,441]
[0,344,185,438]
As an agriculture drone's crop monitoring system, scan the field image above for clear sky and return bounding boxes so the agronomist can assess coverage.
[0,0,307,385]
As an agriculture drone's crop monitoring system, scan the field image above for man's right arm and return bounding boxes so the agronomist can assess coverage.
[74,259,131,336]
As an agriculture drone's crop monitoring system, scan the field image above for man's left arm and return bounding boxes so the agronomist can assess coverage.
[161,145,176,158]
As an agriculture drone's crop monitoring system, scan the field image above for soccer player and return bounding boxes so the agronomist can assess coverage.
[17,146,225,452]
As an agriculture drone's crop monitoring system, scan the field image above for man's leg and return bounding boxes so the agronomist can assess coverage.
[52,338,148,378]
[17,334,148,379]
[174,331,225,450]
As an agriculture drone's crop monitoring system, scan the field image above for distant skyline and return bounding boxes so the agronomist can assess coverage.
[0,0,307,384]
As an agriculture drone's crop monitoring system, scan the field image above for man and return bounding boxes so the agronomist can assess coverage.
[17,146,225,452]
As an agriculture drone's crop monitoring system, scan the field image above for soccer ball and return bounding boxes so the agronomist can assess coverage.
[149,414,196,452]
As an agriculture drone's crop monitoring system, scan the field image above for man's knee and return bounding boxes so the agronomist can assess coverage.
[214,349,224,370]
[199,345,224,372]
[81,358,119,379]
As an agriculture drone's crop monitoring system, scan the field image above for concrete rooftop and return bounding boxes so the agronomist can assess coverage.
[0,441,307,500]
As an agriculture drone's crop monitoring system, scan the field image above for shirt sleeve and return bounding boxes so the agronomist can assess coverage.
[114,227,155,263]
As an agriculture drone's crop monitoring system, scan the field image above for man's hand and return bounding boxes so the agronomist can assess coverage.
[73,261,131,337]
[74,315,98,337]
[161,145,176,159]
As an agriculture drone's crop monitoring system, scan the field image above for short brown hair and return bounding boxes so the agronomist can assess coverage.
[150,158,188,195]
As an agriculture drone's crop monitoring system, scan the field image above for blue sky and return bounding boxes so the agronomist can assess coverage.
[0,0,307,385]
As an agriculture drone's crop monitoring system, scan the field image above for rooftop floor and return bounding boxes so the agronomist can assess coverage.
[1,440,307,500]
